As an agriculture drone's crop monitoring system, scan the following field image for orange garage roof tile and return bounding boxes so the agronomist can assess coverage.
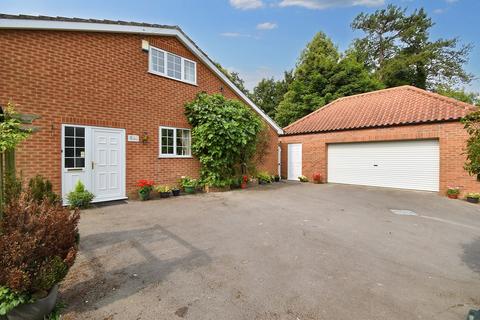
[283,85,476,135]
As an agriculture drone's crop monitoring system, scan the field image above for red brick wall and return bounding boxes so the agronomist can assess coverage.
[279,122,480,196]
[0,30,278,195]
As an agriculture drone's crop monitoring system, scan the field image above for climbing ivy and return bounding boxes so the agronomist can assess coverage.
[185,93,264,187]
[462,109,480,180]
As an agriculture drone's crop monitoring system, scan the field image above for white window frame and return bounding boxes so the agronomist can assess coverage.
[159,126,192,158]
[148,45,197,85]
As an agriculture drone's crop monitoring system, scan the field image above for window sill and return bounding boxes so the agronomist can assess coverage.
[148,70,198,86]
[158,155,193,159]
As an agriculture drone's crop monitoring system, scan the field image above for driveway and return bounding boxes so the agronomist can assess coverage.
[61,182,480,320]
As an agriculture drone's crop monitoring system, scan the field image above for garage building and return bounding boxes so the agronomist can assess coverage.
[280,85,479,196]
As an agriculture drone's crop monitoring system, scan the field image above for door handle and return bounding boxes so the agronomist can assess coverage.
[92,161,95,170]
[373,164,378,167]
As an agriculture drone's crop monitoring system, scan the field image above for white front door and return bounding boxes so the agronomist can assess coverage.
[327,140,439,192]
[287,143,302,181]
[62,125,126,203]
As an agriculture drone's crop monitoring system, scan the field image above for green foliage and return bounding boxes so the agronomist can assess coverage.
[0,102,32,153]
[28,175,60,204]
[214,62,250,97]
[0,286,32,315]
[351,4,473,89]
[446,187,460,196]
[185,93,264,187]
[67,181,94,209]
[44,301,66,320]
[251,71,293,118]
[257,171,272,183]
[466,192,480,199]
[436,86,480,106]
[461,110,480,179]
[154,185,171,193]
[299,175,309,182]
[32,256,68,294]
[275,32,382,127]
[179,176,198,188]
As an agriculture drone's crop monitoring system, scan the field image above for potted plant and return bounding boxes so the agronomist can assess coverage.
[155,185,171,198]
[172,186,181,197]
[466,192,480,204]
[446,187,460,199]
[1,178,79,320]
[66,180,95,208]
[257,171,272,185]
[312,173,322,184]
[136,179,154,201]
[241,175,248,189]
[274,175,280,182]
[299,175,309,182]
[180,176,197,194]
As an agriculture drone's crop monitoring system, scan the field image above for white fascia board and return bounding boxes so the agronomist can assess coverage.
[0,18,283,134]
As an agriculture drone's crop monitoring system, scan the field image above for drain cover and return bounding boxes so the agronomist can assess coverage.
[390,209,418,216]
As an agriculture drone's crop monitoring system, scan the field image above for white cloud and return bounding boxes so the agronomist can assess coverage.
[433,8,445,14]
[445,0,458,3]
[278,0,384,10]
[220,32,252,37]
[256,22,278,30]
[229,0,264,10]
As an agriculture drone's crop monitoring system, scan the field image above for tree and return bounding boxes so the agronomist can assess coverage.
[461,110,480,181]
[351,4,473,89]
[214,62,250,96]
[275,32,382,127]
[435,86,480,106]
[251,71,293,118]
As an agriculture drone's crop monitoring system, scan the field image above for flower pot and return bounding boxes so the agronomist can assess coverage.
[241,182,247,189]
[138,190,151,201]
[159,191,171,198]
[467,197,479,204]
[7,285,58,320]
[172,189,180,196]
[184,186,195,194]
[447,194,458,199]
[259,180,265,185]
[274,176,280,182]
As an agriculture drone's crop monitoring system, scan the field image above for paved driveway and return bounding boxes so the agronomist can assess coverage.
[61,183,480,320]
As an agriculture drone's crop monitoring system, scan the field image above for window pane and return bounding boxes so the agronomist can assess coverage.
[65,148,74,157]
[168,146,174,154]
[75,127,85,137]
[76,138,85,147]
[65,158,74,168]
[75,148,85,157]
[167,53,181,79]
[151,48,165,74]
[75,158,85,168]
[65,137,74,147]
[65,126,74,136]
[184,60,195,83]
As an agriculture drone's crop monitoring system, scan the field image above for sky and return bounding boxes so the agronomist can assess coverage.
[1,0,479,91]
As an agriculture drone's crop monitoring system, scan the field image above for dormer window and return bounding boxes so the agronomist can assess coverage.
[149,46,197,85]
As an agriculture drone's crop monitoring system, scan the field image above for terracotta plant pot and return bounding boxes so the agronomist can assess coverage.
[7,285,58,320]
[241,182,247,189]
[447,194,458,199]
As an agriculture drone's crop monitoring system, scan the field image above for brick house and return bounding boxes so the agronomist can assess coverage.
[280,85,479,196]
[0,14,282,203]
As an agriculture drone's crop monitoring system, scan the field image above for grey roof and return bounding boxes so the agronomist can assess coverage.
[0,13,180,30]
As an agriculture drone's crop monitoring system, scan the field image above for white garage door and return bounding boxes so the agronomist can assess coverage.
[327,140,439,191]
[288,144,302,180]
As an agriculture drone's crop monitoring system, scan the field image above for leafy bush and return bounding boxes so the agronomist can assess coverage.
[185,93,264,187]
[67,181,94,209]
[0,188,79,299]
[0,286,32,316]
[299,175,309,182]
[466,192,480,199]
[154,185,171,193]
[446,187,460,195]
[461,110,480,180]
[257,171,272,183]
[179,176,198,188]
[28,175,59,204]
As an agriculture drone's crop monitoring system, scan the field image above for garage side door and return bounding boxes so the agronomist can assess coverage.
[288,144,302,181]
[327,140,439,192]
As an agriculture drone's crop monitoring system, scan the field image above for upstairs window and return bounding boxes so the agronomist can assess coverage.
[149,46,197,85]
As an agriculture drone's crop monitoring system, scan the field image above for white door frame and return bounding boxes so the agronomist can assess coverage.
[287,143,302,181]
[277,145,282,178]
[61,124,127,203]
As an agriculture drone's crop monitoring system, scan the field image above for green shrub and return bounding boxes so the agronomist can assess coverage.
[257,171,272,183]
[185,93,264,187]
[31,256,68,294]
[0,286,32,316]
[299,175,309,182]
[67,181,94,209]
[179,176,198,188]
[28,175,59,204]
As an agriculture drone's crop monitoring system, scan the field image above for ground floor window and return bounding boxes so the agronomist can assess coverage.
[64,126,85,168]
[159,126,191,157]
